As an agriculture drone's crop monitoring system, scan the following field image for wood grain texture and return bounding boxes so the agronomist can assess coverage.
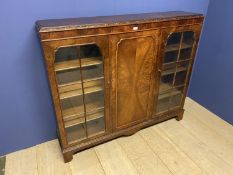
[37,140,71,175]
[159,119,233,175]
[185,97,233,143]
[181,110,233,168]
[36,11,203,32]
[94,140,138,175]
[4,98,233,175]
[5,147,37,175]
[115,35,155,128]
[117,134,172,175]
[140,126,203,175]
[109,30,159,131]
[54,57,102,71]
[38,12,203,162]
[69,148,105,175]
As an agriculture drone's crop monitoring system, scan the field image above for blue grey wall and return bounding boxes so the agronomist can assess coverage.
[188,0,233,125]
[0,0,209,156]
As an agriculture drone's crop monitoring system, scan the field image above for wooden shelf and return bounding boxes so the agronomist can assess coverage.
[162,68,175,76]
[62,104,85,119]
[165,42,192,52]
[160,83,172,92]
[59,79,104,99]
[58,77,104,88]
[155,101,169,113]
[62,101,104,119]
[66,124,86,144]
[66,117,105,144]
[163,58,191,66]
[87,117,105,138]
[178,58,191,62]
[158,83,185,100]
[162,65,187,76]
[158,88,181,100]
[54,57,102,72]
[159,82,184,92]
[64,110,104,128]
[177,65,188,72]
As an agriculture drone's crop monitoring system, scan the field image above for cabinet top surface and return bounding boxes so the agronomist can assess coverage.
[36,11,204,32]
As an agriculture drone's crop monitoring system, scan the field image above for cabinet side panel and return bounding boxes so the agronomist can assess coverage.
[40,42,68,147]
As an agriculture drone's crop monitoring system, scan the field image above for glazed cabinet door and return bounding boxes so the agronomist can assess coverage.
[110,30,159,130]
[154,25,202,115]
[42,36,110,147]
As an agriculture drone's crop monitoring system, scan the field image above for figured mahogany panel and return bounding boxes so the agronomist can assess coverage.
[111,31,158,129]
[37,12,204,163]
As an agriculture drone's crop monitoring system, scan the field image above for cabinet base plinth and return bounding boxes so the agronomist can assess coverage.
[63,151,73,163]
[176,109,184,121]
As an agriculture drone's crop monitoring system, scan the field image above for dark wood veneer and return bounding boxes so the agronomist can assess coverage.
[37,11,203,32]
[36,11,204,163]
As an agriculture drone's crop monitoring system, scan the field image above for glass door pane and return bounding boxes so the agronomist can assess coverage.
[80,44,105,138]
[170,86,184,109]
[155,31,195,114]
[54,44,106,144]
[156,91,170,113]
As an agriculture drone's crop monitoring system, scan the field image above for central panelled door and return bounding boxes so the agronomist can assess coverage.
[110,30,160,130]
